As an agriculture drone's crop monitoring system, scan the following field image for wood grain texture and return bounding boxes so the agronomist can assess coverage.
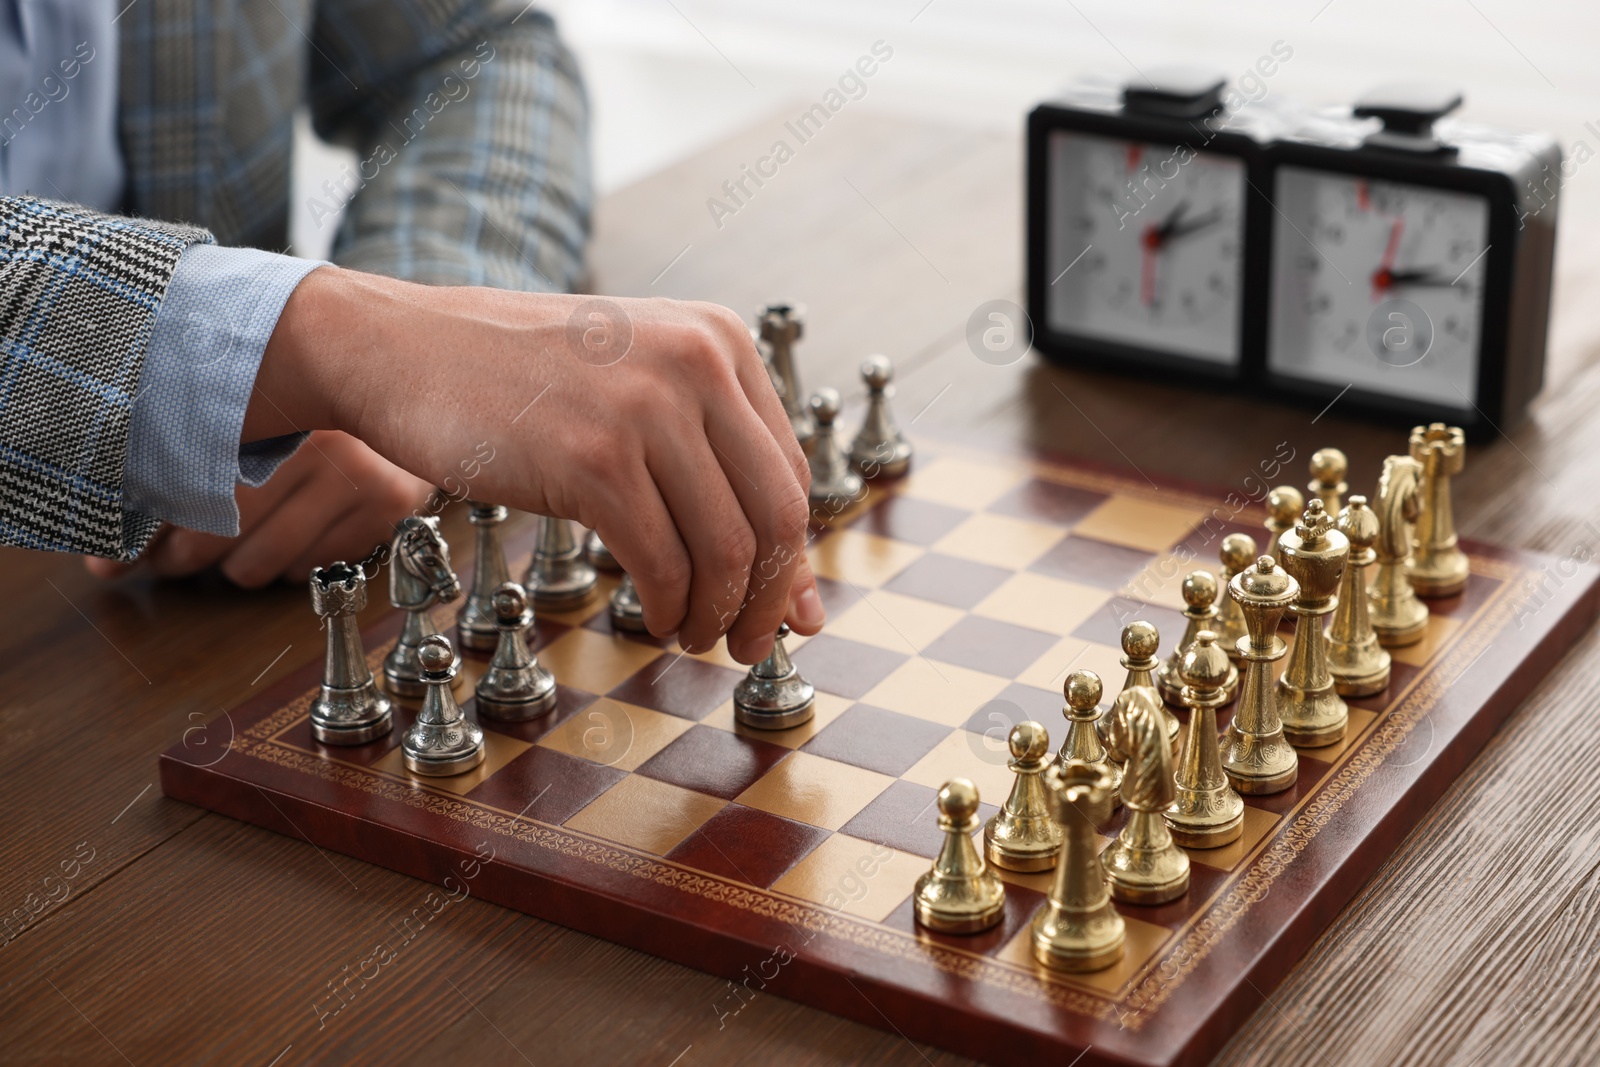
[1,108,1597,1066]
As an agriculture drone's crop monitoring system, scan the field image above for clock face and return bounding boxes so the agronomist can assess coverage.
[1266,167,1489,410]
[1045,129,1247,365]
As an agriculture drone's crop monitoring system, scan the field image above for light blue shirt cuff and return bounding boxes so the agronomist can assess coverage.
[126,243,327,536]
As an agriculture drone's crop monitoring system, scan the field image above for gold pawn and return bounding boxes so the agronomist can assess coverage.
[1098,621,1179,755]
[1165,632,1245,848]
[1369,454,1430,647]
[913,778,1006,934]
[984,722,1063,872]
[1031,760,1124,972]
[1220,556,1300,795]
[1308,448,1349,515]
[1057,669,1122,808]
[1275,499,1350,748]
[1214,532,1258,666]
[1157,569,1239,706]
[1328,496,1391,696]
[1408,424,1469,598]
[1264,485,1304,565]
[1101,688,1190,904]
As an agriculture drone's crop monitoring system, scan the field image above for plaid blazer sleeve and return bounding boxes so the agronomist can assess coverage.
[0,197,211,560]
[309,2,591,294]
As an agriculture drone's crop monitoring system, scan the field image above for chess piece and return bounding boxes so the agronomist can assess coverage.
[848,354,913,478]
[1328,496,1392,696]
[1275,499,1350,748]
[1214,532,1257,665]
[401,635,486,777]
[1098,621,1179,754]
[1263,485,1304,565]
[475,583,557,720]
[758,303,815,450]
[1308,448,1349,515]
[1369,454,1430,647]
[1100,688,1189,904]
[1031,760,1124,972]
[608,573,648,633]
[1157,570,1238,705]
[1408,423,1469,597]
[806,388,865,510]
[1057,669,1122,808]
[733,624,815,729]
[523,515,598,612]
[457,502,514,652]
[384,516,463,697]
[1165,632,1245,848]
[913,778,1006,934]
[585,529,621,573]
[308,563,393,744]
[1220,557,1300,794]
[984,721,1063,871]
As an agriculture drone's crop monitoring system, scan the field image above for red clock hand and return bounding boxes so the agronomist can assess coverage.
[1372,216,1405,297]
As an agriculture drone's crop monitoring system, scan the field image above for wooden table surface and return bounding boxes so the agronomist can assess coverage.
[5,110,1599,1067]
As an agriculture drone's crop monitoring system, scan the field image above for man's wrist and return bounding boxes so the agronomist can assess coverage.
[250,265,365,443]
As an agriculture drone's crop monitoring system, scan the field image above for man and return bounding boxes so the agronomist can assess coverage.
[0,0,820,664]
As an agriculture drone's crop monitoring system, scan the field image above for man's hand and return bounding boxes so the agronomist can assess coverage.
[85,430,434,586]
[251,270,823,664]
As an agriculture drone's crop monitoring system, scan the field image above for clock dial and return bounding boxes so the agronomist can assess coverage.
[1045,130,1246,365]
[1267,167,1489,409]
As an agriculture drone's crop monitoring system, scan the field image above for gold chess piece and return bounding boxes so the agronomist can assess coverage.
[1220,557,1300,795]
[1264,485,1305,565]
[985,722,1063,872]
[1057,669,1122,808]
[1308,448,1349,515]
[1328,496,1391,696]
[1101,688,1189,904]
[1215,532,1258,666]
[1098,621,1179,754]
[1031,760,1124,972]
[913,778,1006,934]
[1158,570,1238,706]
[1166,632,1245,848]
[1408,423,1469,598]
[1275,499,1350,748]
[1369,454,1430,647]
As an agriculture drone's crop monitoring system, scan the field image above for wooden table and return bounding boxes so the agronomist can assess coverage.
[4,110,1598,1066]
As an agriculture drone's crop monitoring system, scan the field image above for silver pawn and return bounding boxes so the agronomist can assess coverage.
[457,502,513,652]
[402,634,485,776]
[475,583,557,720]
[734,624,815,729]
[848,354,913,479]
[806,388,864,511]
[308,562,393,745]
[758,303,814,450]
[384,516,463,698]
[523,516,598,612]
[609,573,648,633]
[585,529,621,573]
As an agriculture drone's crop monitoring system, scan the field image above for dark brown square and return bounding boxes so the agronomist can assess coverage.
[811,574,862,620]
[923,616,1060,679]
[636,725,792,800]
[881,552,1013,610]
[274,712,404,767]
[1124,857,1229,931]
[800,704,952,777]
[582,609,676,648]
[880,876,1045,958]
[851,494,970,546]
[789,634,908,700]
[1071,596,1188,651]
[1030,535,1160,590]
[471,684,599,745]
[960,684,1062,740]
[1240,754,1334,815]
[840,779,1001,859]
[463,745,627,824]
[664,804,833,887]
[988,479,1109,527]
[607,656,747,721]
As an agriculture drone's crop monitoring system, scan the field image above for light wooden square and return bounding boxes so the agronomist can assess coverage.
[860,657,1010,727]
[769,834,929,922]
[973,572,1113,637]
[1072,497,1209,554]
[564,775,726,854]
[809,529,926,589]
[1389,614,1465,667]
[1018,637,1126,699]
[700,691,854,749]
[1117,552,1202,613]
[370,729,531,796]
[896,456,1028,511]
[537,626,665,696]
[995,911,1172,994]
[734,751,896,830]
[1187,804,1281,873]
[825,589,966,654]
[900,730,1017,805]
[536,698,694,772]
[931,513,1066,570]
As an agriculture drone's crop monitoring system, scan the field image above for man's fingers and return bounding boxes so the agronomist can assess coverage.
[784,550,826,637]
[219,483,349,588]
[588,478,692,639]
[145,528,236,577]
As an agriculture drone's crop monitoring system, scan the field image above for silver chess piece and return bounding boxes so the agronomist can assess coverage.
[734,624,815,729]
[475,582,557,720]
[383,516,463,698]
[758,303,814,450]
[848,354,913,478]
[806,388,864,511]
[609,573,648,633]
[308,562,393,745]
[523,516,598,612]
[457,502,513,652]
[585,529,621,573]
[401,634,486,777]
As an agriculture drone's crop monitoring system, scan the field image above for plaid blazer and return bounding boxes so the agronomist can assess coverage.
[0,0,590,560]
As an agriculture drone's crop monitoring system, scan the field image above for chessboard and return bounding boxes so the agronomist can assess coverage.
[160,442,1598,1067]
